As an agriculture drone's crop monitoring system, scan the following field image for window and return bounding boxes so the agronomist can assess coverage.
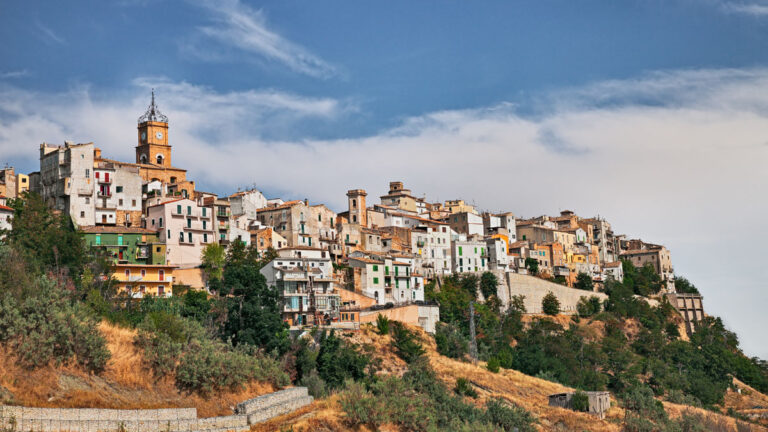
[80,211,85,217]
[85,197,90,204]
[159,270,164,281]
[187,218,191,228]
[458,246,463,256]
[188,232,192,243]
[373,265,378,271]
[373,277,379,284]
[139,285,145,294]
[125,269,130,277]
[117,235,123,246]
[95,235,101,245]
[159,217,163,228]
[202,220,206,229]
[176,204,182,214]
[119,199,123,206]
[156,246,161,253]
[132,199,136,207]
[203,233,208,243]
[179,232,184,242]
[116,186,123,193]
[318,214,322,221]
[141,269,146,277]
[158,285,165,295]
[202,207,206,217]
[187,206,192,215]
[85,169,90,178]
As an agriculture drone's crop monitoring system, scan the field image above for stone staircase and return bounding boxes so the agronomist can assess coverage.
[0,387,314,432]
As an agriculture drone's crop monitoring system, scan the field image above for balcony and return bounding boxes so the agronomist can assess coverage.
[97,191,112,198]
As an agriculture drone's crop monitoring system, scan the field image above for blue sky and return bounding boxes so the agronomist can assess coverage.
[1,0,768,358]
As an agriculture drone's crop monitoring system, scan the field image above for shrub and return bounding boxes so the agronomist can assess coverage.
[316,331,370,389]
[434,322,468,359]
[487,356,500,373]
[299,369,327,399]
[479,272,498,300]
[454,377,478,398]
[571,390,589,412]
[390,322,425,363]
[483,397,537,432]
[577,296,602,318]
[0,281,110,373]
[542,292,560,315]
[375,314,390,335]
[535,370,559,383]
[574,272,594,291]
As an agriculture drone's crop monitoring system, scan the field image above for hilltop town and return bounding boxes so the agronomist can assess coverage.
[0,94,702,334]
[2,94,766,432]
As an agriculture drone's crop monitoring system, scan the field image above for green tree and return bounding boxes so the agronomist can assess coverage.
[6,192,91,284]
[479,272,498,300]
[219,241,288,353]
[316,330,370,389]
[574,272,594,291]
[200,242,225,290]
[524,258,539,276]
[674,276,699,294]
[541,292,560,315]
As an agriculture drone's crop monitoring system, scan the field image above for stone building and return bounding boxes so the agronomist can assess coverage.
[0,167,17,198]
[134,92,195,199]
[260,247,340,327]
[620,244,675,292]
[548,391,611,419]
[256,200,316,247]
[229,188,268,219]
[666,292,705,335]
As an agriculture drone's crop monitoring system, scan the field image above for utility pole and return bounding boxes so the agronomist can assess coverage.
[468,301,478,362]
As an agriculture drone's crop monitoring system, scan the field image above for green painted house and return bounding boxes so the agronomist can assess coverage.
[81,226,166,265]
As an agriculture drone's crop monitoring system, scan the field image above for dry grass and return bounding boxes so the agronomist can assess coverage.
[0,321,275,417]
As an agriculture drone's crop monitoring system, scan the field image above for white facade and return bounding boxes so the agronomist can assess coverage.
[451,239,489,273]
[147,198,215,268]
[411,225,452,277]
[229,189,267,219]
[486,237,511,271]
[349,253,425,305]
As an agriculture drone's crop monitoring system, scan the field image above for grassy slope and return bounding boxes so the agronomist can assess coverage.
[259,324,768,432]
[0,322,274,417]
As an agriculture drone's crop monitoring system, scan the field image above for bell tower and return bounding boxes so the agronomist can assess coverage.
[136,90,172,167]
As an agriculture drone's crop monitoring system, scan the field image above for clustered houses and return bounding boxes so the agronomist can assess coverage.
[5,95,684,333]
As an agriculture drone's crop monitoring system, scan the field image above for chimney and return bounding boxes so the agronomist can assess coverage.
[94,147,102,159]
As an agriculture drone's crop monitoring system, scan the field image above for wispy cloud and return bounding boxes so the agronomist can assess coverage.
[35,22,66,45]
[0,70,30,79]
[720,1,768,16]
[186,0,337,78]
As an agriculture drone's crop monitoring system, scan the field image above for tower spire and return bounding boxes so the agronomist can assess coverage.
[138,89,168,123]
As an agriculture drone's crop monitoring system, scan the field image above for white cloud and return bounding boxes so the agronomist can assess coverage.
[1,69,768,359]
[186,0,337,78]
[35,22,66,45]
[720,1,768,16]
[0,70,30,79]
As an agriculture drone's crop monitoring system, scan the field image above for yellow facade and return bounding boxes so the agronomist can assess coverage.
[114,263,176,297]
[16,173,29,195]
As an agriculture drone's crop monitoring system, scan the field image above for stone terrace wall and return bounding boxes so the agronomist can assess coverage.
[501,273,608,314]
[0,387,313,432]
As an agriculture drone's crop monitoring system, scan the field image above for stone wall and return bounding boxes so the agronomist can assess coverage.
[0,387,314,432]
[500,272,608,314]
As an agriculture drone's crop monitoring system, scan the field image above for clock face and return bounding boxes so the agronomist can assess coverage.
[141,132,146,141]
[156,131,163,140]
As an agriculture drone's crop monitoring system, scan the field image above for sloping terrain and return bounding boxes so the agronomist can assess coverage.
[257,324,768,432]
[0,322,274,418]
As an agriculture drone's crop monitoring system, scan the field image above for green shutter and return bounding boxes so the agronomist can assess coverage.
[459,246,463,256]
[373,277,379,284]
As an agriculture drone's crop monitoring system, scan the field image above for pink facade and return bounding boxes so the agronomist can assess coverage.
[146,198,215,268]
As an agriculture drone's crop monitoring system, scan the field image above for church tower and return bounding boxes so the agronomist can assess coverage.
[347,189,367,226]
[136,90,171,167]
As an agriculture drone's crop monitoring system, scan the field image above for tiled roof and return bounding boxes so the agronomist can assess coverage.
[508,241,529,249]
[80,225,156,234]
[604,261,622,268]
[256,200,303,212]
[146,198,187,209]
[349,257,384,265]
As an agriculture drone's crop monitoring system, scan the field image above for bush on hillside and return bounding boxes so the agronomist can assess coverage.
[486,356,501,373]
[484,397,537,432]
[0,280,110,373]
[375,314,390,335]
[571,390,590,412]
[542,292,560,315]
[434,322,469,359]
[391,322,425,363]
[454,377,478,398]
[316,330,371,389]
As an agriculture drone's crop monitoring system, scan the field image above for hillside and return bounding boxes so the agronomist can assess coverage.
[0,322,274,418]
[250,324,768,432]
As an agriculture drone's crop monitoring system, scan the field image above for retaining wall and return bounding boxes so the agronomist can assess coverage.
[502,273,608,314]
[0,387,313,432]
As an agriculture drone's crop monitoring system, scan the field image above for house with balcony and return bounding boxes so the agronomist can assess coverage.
[260,247,340,328]
[146,198,215,268]
[81,225,175,298]
[348,252,425,305]
[411,225,452,277]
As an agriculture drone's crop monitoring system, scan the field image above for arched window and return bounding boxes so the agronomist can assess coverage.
[156,154,164,165]
[352,199,357,208]
[140,154,148,164]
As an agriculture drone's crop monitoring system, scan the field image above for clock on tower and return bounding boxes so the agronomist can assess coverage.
[136,90,172,167]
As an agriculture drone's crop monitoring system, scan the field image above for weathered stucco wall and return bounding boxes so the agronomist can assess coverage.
[500,272,608,314]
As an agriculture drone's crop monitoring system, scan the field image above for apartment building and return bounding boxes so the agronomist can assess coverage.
[146,198,215,268]
[451,237,489,273]
[411,225,452,277]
